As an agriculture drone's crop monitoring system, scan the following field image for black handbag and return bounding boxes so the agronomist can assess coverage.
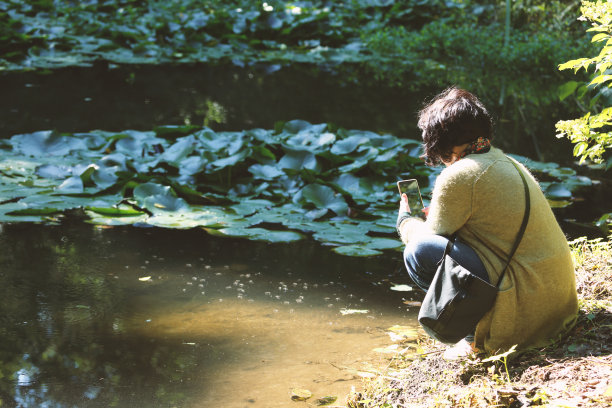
[417,159,531,344]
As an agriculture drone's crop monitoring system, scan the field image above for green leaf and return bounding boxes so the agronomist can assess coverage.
[133,182,188,212]
[214,227,304,242]
[545,183,572,199]
[210,150,249,169]
[160,136,196,165]
[278,148,320,171]
[301,184,348,215]
[57,176,84,193]
[558,58,589,72]
[248,164,284,180]
[332,245,382,257]
[591,33,609,43]
[12,131,87,156]
[315,396,338,406]
[367,237,402,250]
[589,74,612,86]
[85,206,146,217]
[557,81,580,101]
[330,135,369,155]
[35,164,72,179]
[6,206,62,216]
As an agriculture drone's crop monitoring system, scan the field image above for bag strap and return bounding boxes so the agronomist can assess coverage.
[496,159,531,288]
[443,158,531,288]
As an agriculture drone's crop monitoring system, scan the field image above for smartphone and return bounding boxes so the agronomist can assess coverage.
[397,179,424,214]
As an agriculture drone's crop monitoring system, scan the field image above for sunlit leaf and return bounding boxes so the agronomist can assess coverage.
[340,308,369,315]
[390,284,412,292]
[12,131,87,156]
[290,388,312,401]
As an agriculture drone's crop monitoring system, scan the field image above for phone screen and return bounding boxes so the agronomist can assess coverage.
[397,179,424,214]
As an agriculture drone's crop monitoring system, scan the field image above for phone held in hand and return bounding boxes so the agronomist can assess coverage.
[397,179,424,215]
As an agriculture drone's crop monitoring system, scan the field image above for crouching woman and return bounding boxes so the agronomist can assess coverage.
[397,87,578,358]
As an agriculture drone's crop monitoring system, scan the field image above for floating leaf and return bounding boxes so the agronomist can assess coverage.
[300,184,348,215]
[332,245,382,257]
[278,148,320,171]
[249,164,285,180]
[545,183,573,199]
[12,131,87,156]
[86,206,146,217]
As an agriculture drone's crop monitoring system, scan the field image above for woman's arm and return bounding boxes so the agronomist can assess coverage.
[398,163,474,244]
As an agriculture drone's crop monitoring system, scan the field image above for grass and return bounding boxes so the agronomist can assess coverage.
[347,235,612,408]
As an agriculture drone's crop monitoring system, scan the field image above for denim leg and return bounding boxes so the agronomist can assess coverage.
[403,234,489,293]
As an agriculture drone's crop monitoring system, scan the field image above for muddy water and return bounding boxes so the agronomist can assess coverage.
[0,222,420,407]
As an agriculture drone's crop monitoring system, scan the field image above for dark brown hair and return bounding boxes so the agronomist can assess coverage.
[418,87,493,166]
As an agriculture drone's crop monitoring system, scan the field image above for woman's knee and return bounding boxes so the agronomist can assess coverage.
[403,235,448,290]
[404,235,446,267]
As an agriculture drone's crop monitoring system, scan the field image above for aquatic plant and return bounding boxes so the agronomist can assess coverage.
[0,121,596,256]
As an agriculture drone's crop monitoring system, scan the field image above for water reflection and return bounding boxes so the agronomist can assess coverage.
[0,223,417,407]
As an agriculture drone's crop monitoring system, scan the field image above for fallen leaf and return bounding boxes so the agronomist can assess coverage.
[373,344,399,354]
[291,388,312,401]
[340,308,369,315]
[387,325,418,340]
[315,395,337,405]
[390,284,412,292]
[403,300,422,307]
[356,371,376,378]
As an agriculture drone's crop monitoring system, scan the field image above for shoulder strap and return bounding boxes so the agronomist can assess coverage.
[496,159,531,288]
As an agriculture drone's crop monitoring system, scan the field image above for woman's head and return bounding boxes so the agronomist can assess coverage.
[418,87,493,166]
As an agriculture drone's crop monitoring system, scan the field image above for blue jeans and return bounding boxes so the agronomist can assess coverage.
[403,234,489,343]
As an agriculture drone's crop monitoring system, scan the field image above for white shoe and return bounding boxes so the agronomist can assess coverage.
[443,338,477,360]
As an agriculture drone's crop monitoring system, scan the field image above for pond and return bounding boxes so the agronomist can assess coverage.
[0,62,576,162]
[0,222,417,407]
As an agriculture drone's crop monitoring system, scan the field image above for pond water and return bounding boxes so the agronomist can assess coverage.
[0,222,417,407]
[0,62,572,161]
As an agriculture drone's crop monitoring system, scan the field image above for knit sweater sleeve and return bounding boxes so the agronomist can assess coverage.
[398,162,474,244]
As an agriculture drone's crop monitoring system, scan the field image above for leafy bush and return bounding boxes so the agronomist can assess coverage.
[362,18,593,158]
[555,0,612,170]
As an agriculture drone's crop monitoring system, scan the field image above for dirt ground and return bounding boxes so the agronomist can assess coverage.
[347,310,611,407]
[347,238,612,408]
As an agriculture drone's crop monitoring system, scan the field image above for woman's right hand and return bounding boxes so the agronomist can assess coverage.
[399,193,411,214]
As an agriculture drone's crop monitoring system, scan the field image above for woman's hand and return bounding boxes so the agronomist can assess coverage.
[399,193,410,214]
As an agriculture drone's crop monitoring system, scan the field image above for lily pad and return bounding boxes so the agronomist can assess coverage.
[332,245,382,257]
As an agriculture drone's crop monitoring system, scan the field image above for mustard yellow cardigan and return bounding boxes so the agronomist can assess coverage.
[398,147,578,351]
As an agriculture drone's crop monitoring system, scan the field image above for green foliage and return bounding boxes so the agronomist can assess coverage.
[359,1,595,159]
[0,122,429,256]
[0,0,453,70]
[556,1,612,169]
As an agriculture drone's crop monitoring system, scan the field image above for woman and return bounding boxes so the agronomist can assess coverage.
[397,87,578,358]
